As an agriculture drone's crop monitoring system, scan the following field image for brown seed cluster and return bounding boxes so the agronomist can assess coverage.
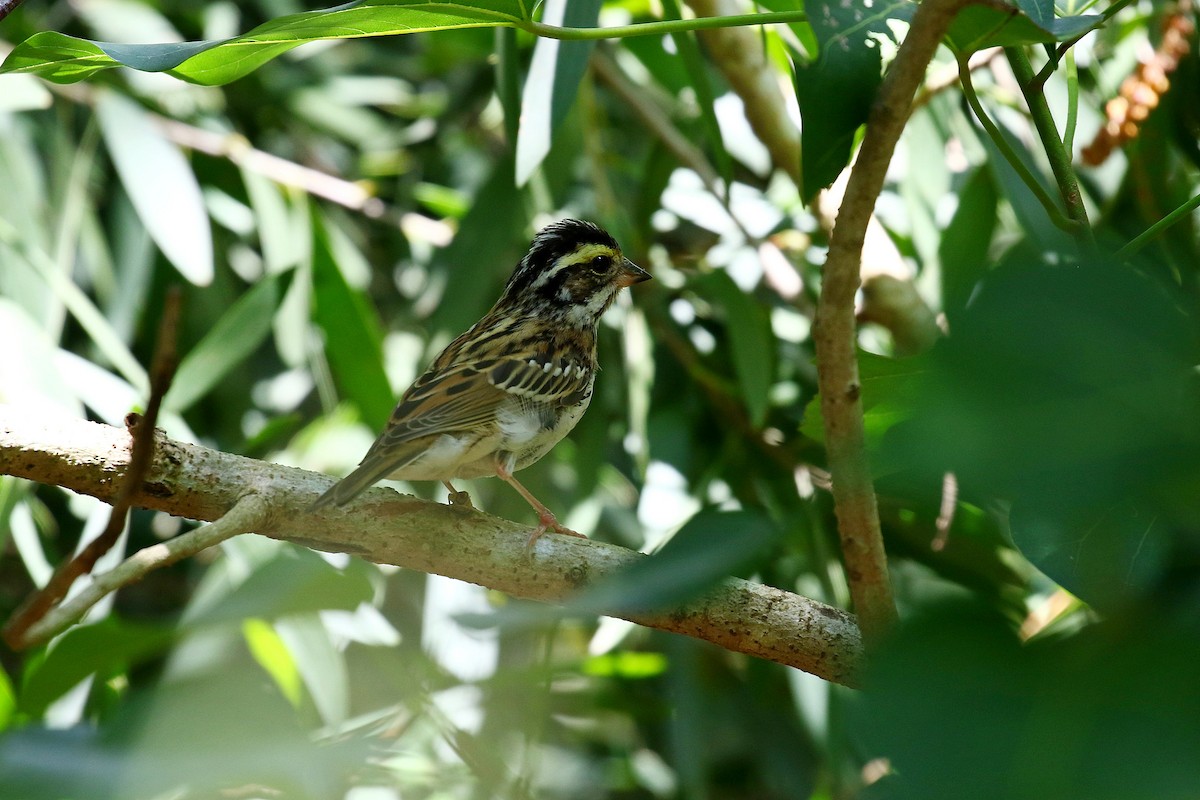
[1082,4,1195,166]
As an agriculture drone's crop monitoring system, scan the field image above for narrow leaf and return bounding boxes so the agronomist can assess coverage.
[1,1,530,86]
[164,272,290,413]
[95,90,213,285]
[310,212,394,431]
[696,270,774,426]
[515,0,601,185]
[567,509,779,615]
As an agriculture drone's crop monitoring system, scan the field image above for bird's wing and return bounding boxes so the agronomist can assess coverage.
[311,344,594,509]
[368,347,593,460]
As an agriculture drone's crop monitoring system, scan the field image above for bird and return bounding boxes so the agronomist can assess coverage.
[311,219,650,546]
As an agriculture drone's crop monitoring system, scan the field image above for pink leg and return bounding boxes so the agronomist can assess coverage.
[494,462,585,548]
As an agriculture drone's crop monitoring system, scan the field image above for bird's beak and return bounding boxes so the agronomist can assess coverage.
[616,258,651,288]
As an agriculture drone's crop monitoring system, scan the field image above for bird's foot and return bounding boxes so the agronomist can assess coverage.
[442,481,474,508]
[525,511,586,550]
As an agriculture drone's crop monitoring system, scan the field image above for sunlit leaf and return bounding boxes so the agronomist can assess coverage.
[183,547,374,629]
[1,1,531,86]
[275,615,349,725]
[515,0,601,185]
[94,90,213,285]
[244,618,304,707]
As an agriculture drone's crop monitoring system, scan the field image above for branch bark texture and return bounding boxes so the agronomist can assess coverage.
[0,407,864,687]
[813,0,979,643]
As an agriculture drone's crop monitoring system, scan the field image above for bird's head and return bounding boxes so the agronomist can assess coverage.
[500,219,650,327]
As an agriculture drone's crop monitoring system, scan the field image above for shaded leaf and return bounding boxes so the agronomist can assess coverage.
[567,509,779,615]
[861,603,1200,800]
[1009,499,1174,613]
[801,350,927,476]
[428,155,529,336]
[165,272,291,413]
[694,270,774,426]
[3,671,367,799]
[310,212,394,431]
[794,0,913,198]
[946,6,1099,52]
[19,619,175,717]
[938,166,998,322]
[183,547,374,629]
[94,90,213,285]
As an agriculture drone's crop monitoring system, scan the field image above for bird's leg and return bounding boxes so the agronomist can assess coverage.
[494,462,585,548]
[443,481,474,508]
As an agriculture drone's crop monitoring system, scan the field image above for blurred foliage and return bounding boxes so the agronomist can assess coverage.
[1,1,1199,798]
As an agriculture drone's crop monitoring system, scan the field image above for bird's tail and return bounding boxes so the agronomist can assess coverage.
[309,459,395,512]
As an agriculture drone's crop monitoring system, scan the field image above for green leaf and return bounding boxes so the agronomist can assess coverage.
[514,0,601,185]
[164,272,290,413]
[793,0,914,198]
[937,166,998,322]
[694,270,774,426]
[0,665,16,732]
[862,604,1200,800]
[882,258,1200,596]
[661,0,733,190]
[310,212,395,431]
[946,6,1099,52]
[19,618,176,717]
[243,618,304,708]
[800,350,927,476]
[1014,0,1054,30]
[94,90,213,285]
[274,615,349,725]
[567,509,779,615]
[1009,499,1173,613]
[0,1,530,86]
[4,671,368,799]
[184,547,375,629]
[428,155,529,336]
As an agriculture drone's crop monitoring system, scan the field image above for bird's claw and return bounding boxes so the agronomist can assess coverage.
[525,512,586,550]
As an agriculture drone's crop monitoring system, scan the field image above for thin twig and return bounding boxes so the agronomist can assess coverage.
[3,289,182,649]
[522,10,809,41]
[21,493,270,646]
[0,0,24,23]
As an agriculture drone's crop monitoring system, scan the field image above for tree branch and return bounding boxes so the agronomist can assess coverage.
[0,407,864,687]
[813,0,981,644]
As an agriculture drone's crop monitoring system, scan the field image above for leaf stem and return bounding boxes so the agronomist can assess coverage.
[1116,192,1200,259]
[521,10,807,41]
[956,55,1077,233]
[1006,46,1095,252]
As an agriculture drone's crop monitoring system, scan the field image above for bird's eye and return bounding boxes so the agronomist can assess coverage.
[588,254,612,274]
